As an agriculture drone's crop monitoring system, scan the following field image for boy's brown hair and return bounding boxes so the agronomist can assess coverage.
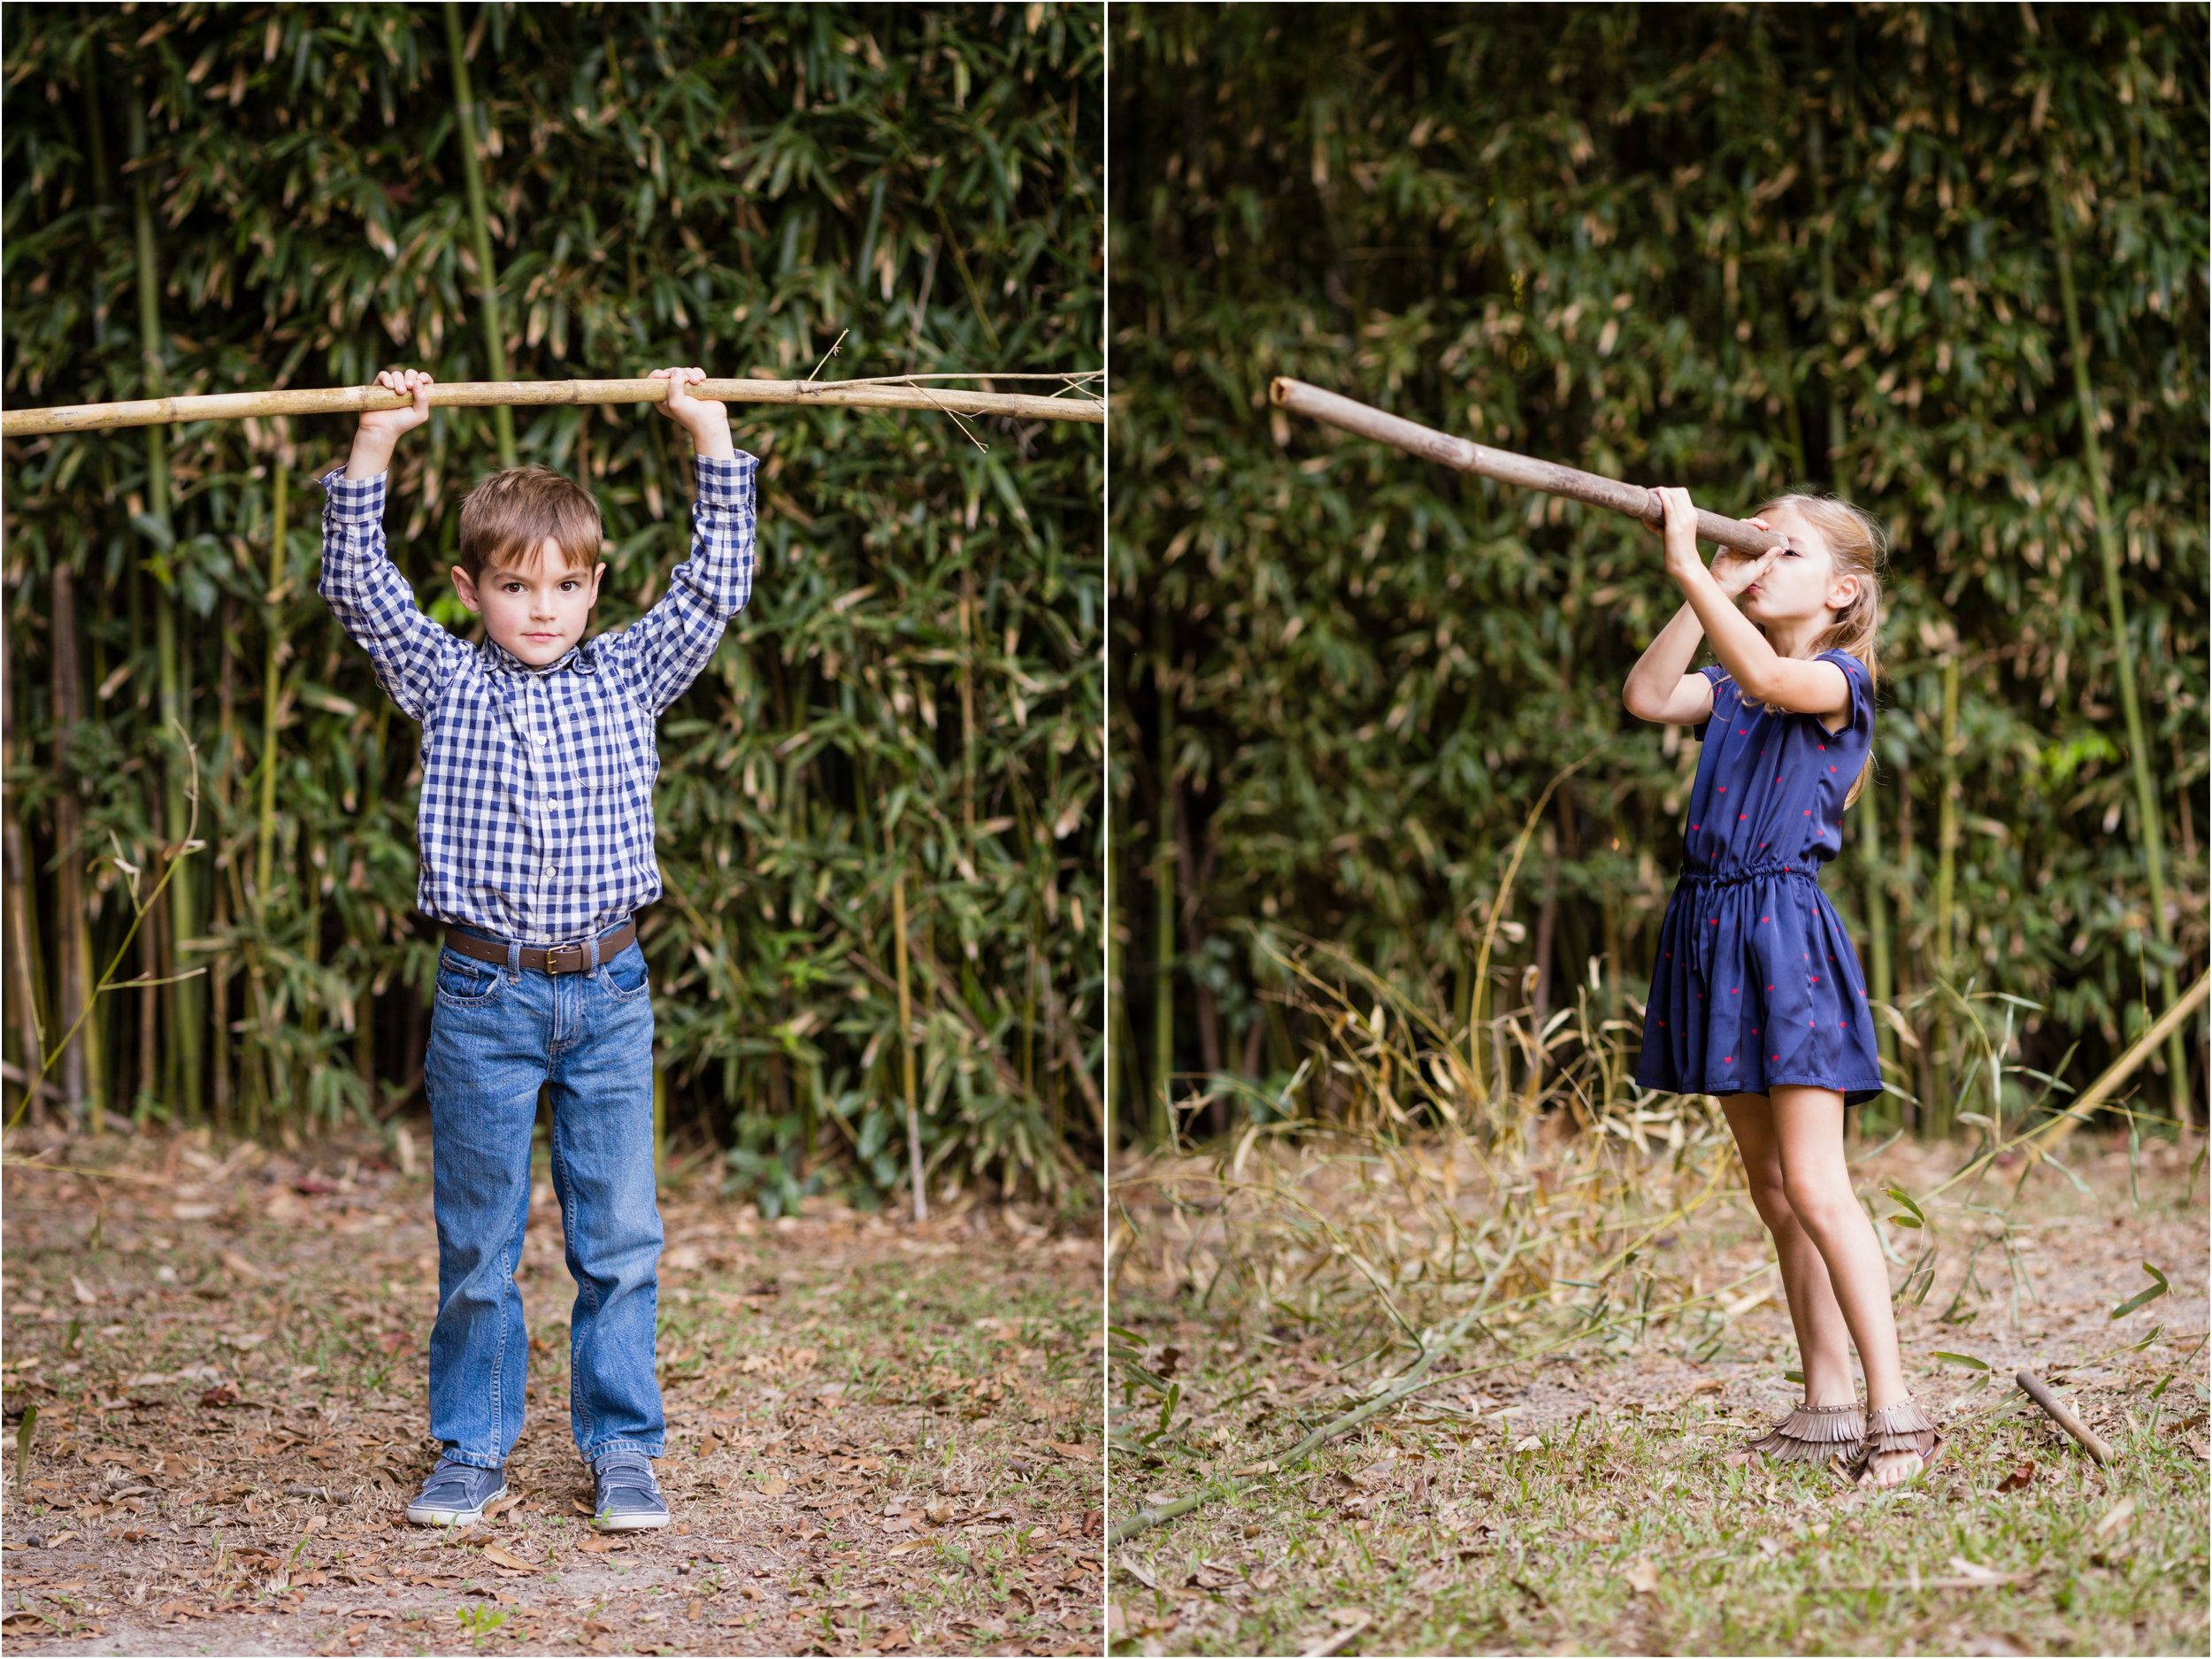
[457,466,602,580]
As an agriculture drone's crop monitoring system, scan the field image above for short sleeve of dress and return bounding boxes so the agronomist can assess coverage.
[1690,663,1728,742]
[1815,649,1875,745]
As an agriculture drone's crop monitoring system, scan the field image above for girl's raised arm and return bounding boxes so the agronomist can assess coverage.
[1623,585,1718,726]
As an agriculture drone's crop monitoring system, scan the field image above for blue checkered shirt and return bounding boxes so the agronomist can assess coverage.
[318,453,758,945]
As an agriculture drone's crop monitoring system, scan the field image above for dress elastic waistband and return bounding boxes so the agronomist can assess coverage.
[1679,862,1818,887]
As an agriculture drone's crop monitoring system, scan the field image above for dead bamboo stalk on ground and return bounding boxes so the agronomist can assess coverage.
[1270,377,1780,557]
[1,375,1105,438]
[2016,1370,2115,1466]
[2025,967,2208,1156]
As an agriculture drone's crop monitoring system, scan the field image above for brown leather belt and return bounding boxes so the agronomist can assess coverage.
[442,919,637,976]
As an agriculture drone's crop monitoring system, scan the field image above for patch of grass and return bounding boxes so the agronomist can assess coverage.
[1110,1134,2207,1654]
[1114,1378,2206,1653]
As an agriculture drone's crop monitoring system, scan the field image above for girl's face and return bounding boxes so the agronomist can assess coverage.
[1735,502,1859,628]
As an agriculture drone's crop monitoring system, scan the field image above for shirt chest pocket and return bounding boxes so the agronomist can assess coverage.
[575,729,633,797]
[573,699,651,799]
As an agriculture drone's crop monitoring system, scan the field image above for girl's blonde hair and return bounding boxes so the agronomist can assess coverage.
[1730,492,1887,810]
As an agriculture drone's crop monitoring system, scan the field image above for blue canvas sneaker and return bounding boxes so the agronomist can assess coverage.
[590,1449,670,1531]
[405,1455,508,1526]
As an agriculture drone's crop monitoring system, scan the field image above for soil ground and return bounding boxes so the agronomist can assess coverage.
[1109,1129,2209,1655]
[1,1122,1103,1656]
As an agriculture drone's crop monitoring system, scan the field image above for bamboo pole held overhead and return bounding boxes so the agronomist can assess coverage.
[0,375,1107,439]
[1270,377,1783,557]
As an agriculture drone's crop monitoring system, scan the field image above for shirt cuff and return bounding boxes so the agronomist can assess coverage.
[322,469,388,524]
[693,451,757,507]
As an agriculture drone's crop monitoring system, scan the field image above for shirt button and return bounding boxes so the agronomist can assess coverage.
[544,864,558,879]
[537,734,551,747]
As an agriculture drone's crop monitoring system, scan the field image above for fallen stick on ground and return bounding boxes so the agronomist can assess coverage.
[1,373,1104,437]
[1270,376,1781,557]
[2016,1370,2116,1466]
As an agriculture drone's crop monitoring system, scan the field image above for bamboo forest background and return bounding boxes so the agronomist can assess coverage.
[2,4,1103,1212]
[1109,4,2207,1145]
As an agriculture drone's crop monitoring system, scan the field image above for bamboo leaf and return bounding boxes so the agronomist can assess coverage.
[2110,1263,2170,1321]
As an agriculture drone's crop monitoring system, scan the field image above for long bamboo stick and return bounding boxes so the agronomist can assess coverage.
[1,377,1106,438]
[1270,378,1780,557]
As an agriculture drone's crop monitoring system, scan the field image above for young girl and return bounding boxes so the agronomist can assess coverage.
[1623,487,1944,1488]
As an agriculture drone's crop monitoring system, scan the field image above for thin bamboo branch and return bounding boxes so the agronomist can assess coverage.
[1270,378,1781,557]
[2,377,1106,438]
[3,721,207,1135]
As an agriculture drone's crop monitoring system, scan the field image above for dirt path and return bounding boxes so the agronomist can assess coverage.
[2,1124,1103,1656]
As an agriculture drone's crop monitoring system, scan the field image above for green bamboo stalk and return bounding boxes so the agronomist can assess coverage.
[130,95,202,1127]
[652,1061,665,1184]
[1855,788,1897,1080]
[1104,801,1124,1150]
[444,2,518,467]
[1927,656,1959,1138]
[1151,623,1176,1148]
[255,444,287,912]
[249,436,290,1135]
[890,824,926,1223]
[296,824,322,1137]
[51,565,103,1130]
[2045,153,2190,1113]
[3,736,50,1125]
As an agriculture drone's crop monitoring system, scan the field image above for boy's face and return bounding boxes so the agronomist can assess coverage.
[451,538,609,667]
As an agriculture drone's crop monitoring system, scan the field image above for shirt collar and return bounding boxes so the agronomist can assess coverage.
[480,635,597,678]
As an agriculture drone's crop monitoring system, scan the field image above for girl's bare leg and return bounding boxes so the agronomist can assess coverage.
[1768,1085,1919,1486]
[1717,1093,1858,1409]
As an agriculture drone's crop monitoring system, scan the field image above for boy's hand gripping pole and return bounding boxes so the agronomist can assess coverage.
[1270,377,1779,557]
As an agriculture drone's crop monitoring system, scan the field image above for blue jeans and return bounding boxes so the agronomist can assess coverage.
[423,917,663,1469]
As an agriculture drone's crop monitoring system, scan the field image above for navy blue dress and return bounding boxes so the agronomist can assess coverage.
[1634,649,1886,1107]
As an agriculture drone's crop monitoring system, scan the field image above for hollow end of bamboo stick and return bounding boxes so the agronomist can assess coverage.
[1270,377,1294,407]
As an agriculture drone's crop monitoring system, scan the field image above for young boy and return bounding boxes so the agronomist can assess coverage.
[318,365,757,1530]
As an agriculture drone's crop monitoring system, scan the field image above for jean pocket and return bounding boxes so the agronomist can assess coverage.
[435,948,505,1006]
[599,943,650,1002]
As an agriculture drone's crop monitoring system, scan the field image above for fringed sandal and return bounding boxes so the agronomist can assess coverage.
[1850,1396,1947,1485]
[1746,1399,1865,1464]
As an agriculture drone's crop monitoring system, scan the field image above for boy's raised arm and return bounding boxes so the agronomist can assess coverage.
[317,369,470,723]
[608,365,760,715]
